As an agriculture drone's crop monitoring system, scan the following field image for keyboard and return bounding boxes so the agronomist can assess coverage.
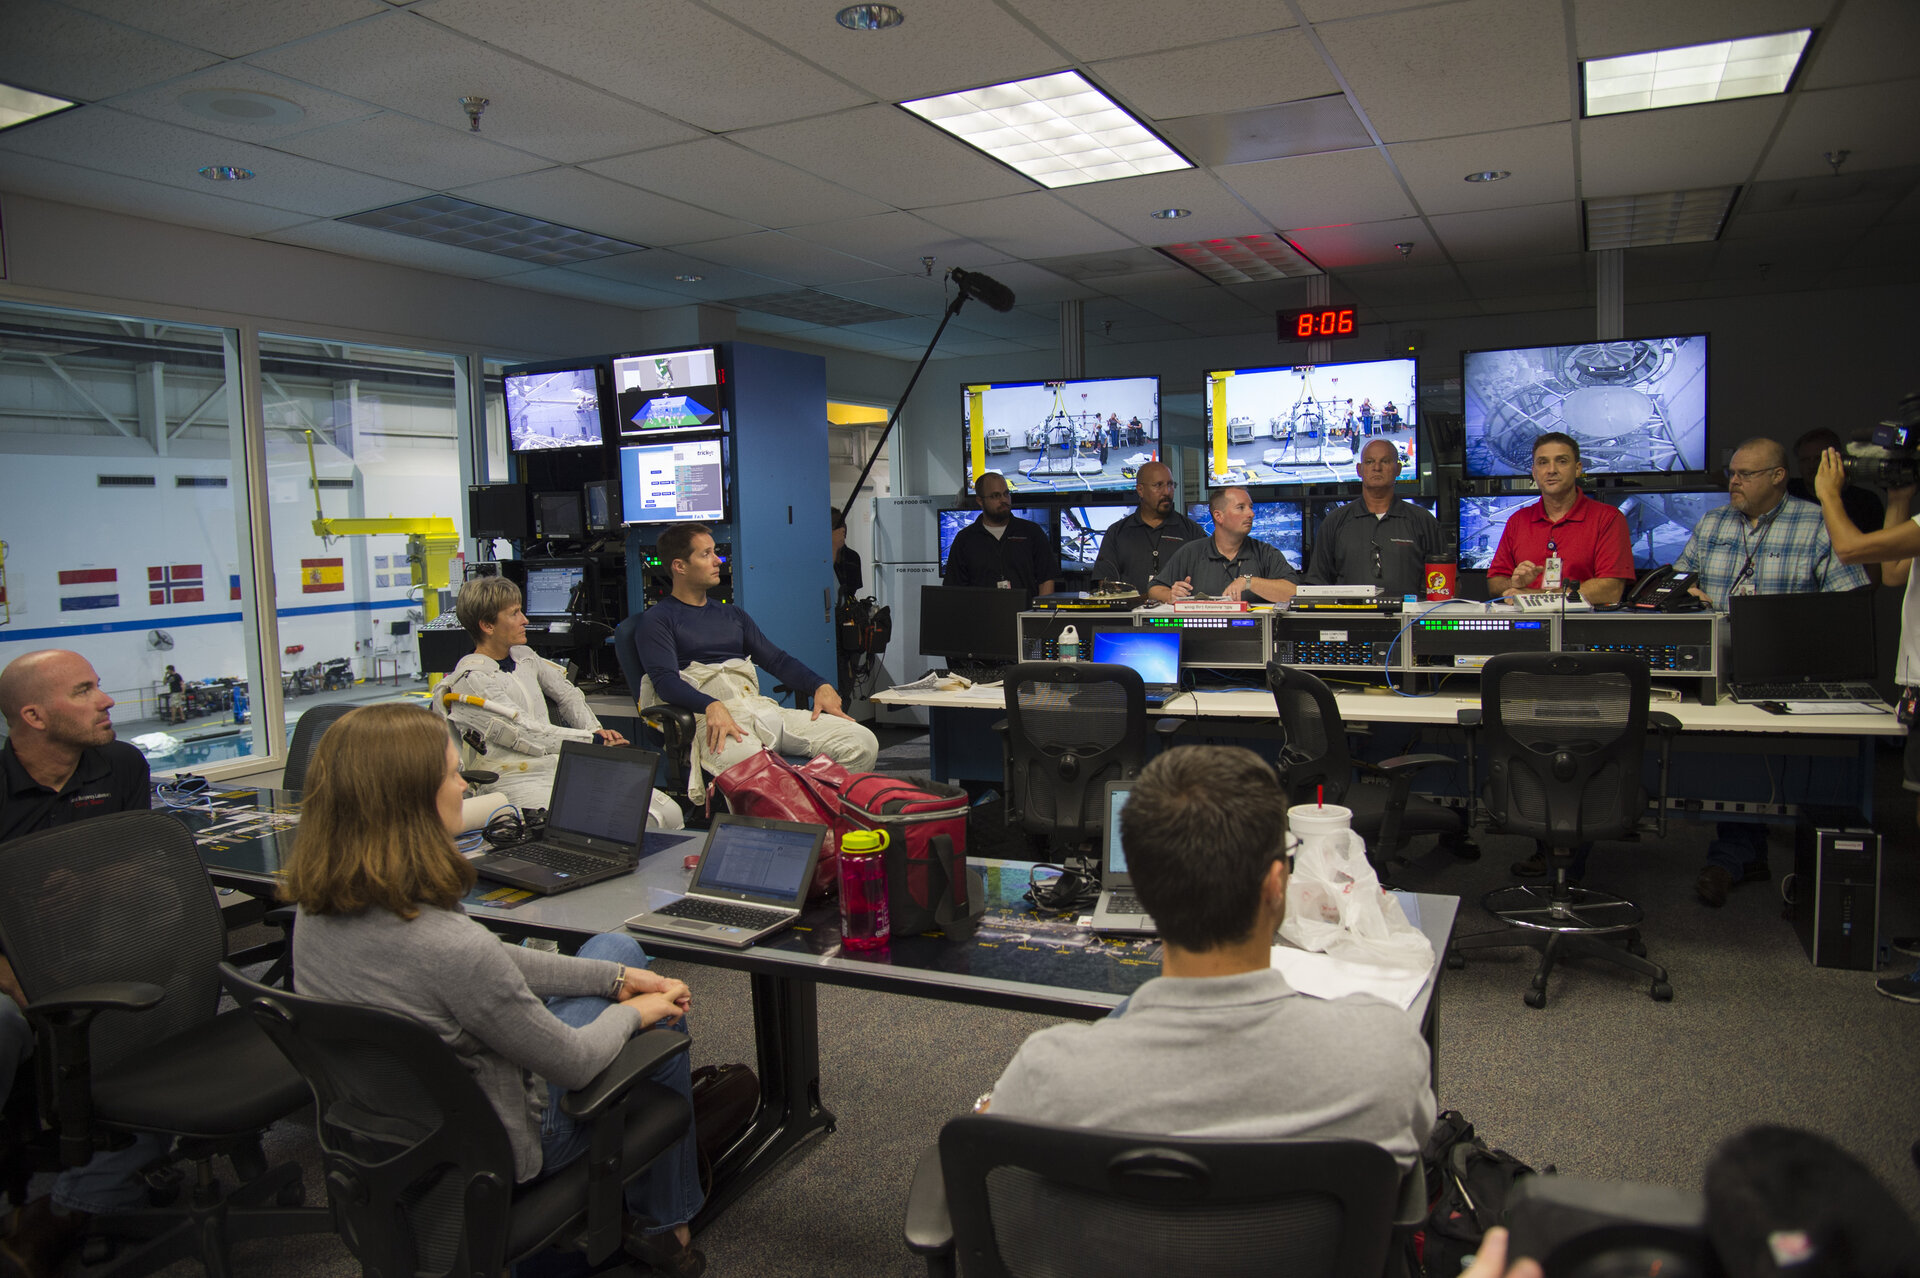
[507,842,619,876]
[1507,592,1592,612]
[1734,681,1883,702]
[655,896,791,929]
[1105,893,1146,915]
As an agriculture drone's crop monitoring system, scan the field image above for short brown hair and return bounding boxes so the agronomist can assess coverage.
[1531,431,1581,463]
[656,523,711,575]
[454,576,521,643]
[280,703,474,919]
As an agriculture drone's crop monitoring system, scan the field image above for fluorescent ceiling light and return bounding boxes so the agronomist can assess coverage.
[1157,234,1321,285]
[340,195,645,265]
[1583,187,1738,249]
[0,82,78,133]
[1583,30,1811,116]
[901,70,1191,189]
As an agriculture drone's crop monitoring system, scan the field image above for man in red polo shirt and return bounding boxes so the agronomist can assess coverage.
[1488,432,1636,606]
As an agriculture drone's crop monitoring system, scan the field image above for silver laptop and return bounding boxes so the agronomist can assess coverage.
[471,741,673,896]
[625,814,825,948]
[1090,779,1157,935]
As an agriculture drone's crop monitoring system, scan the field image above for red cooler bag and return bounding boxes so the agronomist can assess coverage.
[837,775,981,936]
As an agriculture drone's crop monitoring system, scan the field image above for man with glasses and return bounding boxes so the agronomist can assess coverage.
[1305,439,1443,598]
[1672,437,1867,907]
[1092,460,1205,597]
[1487,432,1636,606]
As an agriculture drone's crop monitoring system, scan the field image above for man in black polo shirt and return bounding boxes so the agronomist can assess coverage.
[1092,460,1205,596]
[1305,439,1445,598]
[1148,487,1300,603]
[946,471,1058,595]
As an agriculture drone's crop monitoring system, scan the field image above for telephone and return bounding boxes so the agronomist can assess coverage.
[1626,564,1704,612]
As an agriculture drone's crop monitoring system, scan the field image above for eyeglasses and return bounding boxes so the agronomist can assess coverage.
[1724,466,1783,481]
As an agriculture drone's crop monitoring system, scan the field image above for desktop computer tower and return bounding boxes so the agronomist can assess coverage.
[1791,810,1880,970]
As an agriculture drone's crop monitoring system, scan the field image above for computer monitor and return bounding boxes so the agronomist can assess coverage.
[1202,358,1417,487]
[533,489,586,540]
[1184,500,1305,565]
[619,438,727,524]
[937,507,1057,574]
[582,479,615,533]
[961,375,1160,495]
[388,620,410,636]
[505,364,607,453]
[1091,628,1181,686]
[468,483,529,540]
[917,585,1028,662]
[611,346,723,439]
[523,560,587,618]
[1603,489,1727,569]
[1057,503,1138,572]
[1728,591,1877,686]
[1455,495,1538,571]
[1462,334,1708,477]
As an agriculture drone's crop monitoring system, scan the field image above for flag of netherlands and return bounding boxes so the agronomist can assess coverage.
[148,564,205,605]
[58,567,118,611]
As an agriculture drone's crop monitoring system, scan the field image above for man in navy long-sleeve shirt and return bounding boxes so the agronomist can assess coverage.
[635,524,878,775]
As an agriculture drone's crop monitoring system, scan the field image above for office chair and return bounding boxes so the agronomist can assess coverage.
[0,811,327,1276]
[998,662,1161,856]
[1450,652,1676,1008]
[219,964,694,1276]
[280,701,358,791]
[903,1115,1421,1278]
[1267,662,1478,882]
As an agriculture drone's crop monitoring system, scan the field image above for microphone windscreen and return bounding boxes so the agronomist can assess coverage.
[951,267,1016,313]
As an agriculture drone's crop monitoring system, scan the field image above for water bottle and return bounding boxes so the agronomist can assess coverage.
[838,829,891,951]
[1425,536,1458,603]
[1058,624,1080,662]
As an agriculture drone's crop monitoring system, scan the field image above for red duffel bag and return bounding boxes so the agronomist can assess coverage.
[837,774,982,937]
[709,750,853,901]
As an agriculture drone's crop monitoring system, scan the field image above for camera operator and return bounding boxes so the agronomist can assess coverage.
[1815,445,1920,1006]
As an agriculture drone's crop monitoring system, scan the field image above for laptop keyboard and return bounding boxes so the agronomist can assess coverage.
[655,896,791,930]
[1737,681,1882,702]
[507,842,616,876]
[1105,893,1146,915]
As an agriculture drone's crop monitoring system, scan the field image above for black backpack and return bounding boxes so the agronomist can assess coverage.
[1415,1110,1547,1276]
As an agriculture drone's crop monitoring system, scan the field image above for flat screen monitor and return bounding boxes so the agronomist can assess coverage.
[937,507,1056,574]
[917,585,1028,662]
[962,375,1160,495]
[1057,502,1138,572]
[582,479,615,533]
[468,483,529,540]
[523,561,586,618]
[1184,500,1306,566]
[533,489,585,540]
[612,346,723,438]
[506,365,606,453]
[1091,628,1181,686]
[1602,489,1726,570]
[619,438,727,525]
[1203,358,1416,487]
[1456,495,1538,571]
[1462,334,1708,477]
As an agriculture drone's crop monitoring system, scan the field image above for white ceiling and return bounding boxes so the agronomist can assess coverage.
[1,0,1916,360]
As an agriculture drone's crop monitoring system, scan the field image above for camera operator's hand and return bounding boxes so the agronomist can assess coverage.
[1814,446,1847,503]
[1462,1228,1543,1278]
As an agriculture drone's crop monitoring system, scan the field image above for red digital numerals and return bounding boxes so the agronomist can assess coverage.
[1291,308,1356,338]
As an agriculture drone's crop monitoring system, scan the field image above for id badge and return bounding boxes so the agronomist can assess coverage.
[1542,554,1563,590]
[996,579,1012,589]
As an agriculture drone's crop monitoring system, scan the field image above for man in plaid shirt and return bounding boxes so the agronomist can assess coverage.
[1673,437,1869,906]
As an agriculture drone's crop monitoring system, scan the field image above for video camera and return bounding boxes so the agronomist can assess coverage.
[1841,391,1920,487]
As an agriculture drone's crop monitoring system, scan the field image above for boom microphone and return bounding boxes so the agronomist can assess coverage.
[949,267,1016,313]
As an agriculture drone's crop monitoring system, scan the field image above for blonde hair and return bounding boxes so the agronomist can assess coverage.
[454,576,521,643]
[280,703,475,918]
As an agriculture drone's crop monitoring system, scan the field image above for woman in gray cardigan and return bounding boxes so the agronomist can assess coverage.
[280,702,706,1276]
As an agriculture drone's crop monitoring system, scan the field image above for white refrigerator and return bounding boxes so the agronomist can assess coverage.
[867,495,944,726]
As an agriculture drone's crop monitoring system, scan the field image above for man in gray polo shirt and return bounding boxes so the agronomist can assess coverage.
[982,746,1434,1173]
[1148,487,1299,603]
[1306,439,1445,598]
[1091,461,1206,596]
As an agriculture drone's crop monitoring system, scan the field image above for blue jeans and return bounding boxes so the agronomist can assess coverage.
[538,934,703,1236]
[1707,821,1769,875]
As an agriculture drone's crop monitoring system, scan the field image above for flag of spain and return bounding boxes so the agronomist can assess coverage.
[300,557,345,593]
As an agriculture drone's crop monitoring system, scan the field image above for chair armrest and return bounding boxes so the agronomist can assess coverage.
[559,1028,692,1120]
[1394,1166,1428,1228]
[461,769,499,787]
[902,1144,954,1257]
[639,703,697,739]
[989,718,1007,735]
[1365,752,1457,776]
[1456,708,1482,727]
[27,981,166,1018]
[1648,711,1682,734]
[1153,718,1184,739]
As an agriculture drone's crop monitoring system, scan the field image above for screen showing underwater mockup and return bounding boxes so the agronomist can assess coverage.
[1058,503,1140,572]
[613,346,723,439]
[962,375,1160,496]
[1203,358,1416,487]
[507,365,605,452]
[937,507,1057,574]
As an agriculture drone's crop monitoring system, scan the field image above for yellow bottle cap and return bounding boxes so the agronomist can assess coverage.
[841,829,889,854]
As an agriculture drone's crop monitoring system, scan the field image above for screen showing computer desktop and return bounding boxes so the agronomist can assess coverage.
[1091,629,1182,687]
[1184,500,1305,566]
[1462,334,1708,478]
[1203,358,1416,487]
[1057,503,1138,572]
[611,346,723,439]
[937,507,1057,574]
[523,561,587,618]
[619,438,727,524]
[962,375,1160,495]
[506,364,606,453]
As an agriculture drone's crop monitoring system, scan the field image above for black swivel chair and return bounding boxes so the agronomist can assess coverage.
[999,662,1169,855]
[1267,662,1478,881]
[0,811,328,1275]
[280,701,358,791]
[903,1115,1421,1278]
[219,965,693,1275]
[1449,652,1676,1008]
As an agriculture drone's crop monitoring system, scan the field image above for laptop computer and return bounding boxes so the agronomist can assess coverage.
[1091,628,1183,705]
[624,814,826,948]
[1089,779,1156,935]
[471,741,678,896]
[1727,591,1884,703]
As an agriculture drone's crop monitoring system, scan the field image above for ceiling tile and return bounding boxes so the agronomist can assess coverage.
[1801,0,1920,90]
[1224,277,1337,310]
[1130,287,1260,323]
[0,0,220,101]
[1001,0,1295,62]
[1741,166,1920,212]
[793,328,921,356]
[1335,263,1471,305]
[1579,96,1785,196]
[1835,225,1920,272]
[60,0,385,59]
[0,155,316,237]
[1625,242,1719,286]
[1456,253,1590,298]
[1282,216,1427,268]
[928,333,1039,357]
[731,105,1034,209]
[413,0,870,133]
[1089,30,1339,121]
[1388,124,1574,215]
[567,250,785,301]
[949,305,1063,340]
[1721,202,1891,241]
[917,192,1135,259]
[1316,0,1570,143]
[1158,94,1374,166]
[505,267,692,309]
[820,275,962,315]
[838,317,946,347]
[782,212,1011,274]
[1184,313,1276,337]
[276,112,548,190]
[262,218,547,279]
[960,263,1100,304]
[1571,0,1833,60]
[450,168,757,248]
[1429,202,1580,261]
[1755,82,1920,180]
[1708,233,1845,278]
[672,231,896,286]
[584,139,890,229]
[249,12,702,163]
[730,311,829,336]
[1219,147,1414,229]
[1298,0,1444,17]
[1054,170,1270,244]
[101,64,380,143]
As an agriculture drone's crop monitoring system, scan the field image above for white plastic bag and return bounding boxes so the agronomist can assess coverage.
[1279,825,1434,973]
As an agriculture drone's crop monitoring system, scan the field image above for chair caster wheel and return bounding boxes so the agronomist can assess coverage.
[277,1180,306,1207]
[1446,951,1465,970]
[1529,973,1547,991]
[1651,982,1673,1002]
[1523,989,1547,1009]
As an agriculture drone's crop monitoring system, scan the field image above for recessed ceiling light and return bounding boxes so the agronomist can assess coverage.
[0,82,79,134]
[1157,234,1322,285]
[1583,187,1739,249]
[1583,29,1811,117]
[900,70,1192,190]
[674,274,704,283]
[179,88,305,127]
[197,165,255,181]
[1149,207,1191,219]
[339,195,646,265]
[835,4,904,30]
[1464,170,1510,183]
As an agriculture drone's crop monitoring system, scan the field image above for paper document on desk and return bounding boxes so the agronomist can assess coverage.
[1771,701,1890,715]
[1269,945,1430,1010]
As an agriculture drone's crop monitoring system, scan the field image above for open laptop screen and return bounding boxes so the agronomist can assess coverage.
[548,745,654,844]
[1092,629,1181,686]
[1729,591,1876,685]
[695,820,820,904]
[1105,783,1132,875]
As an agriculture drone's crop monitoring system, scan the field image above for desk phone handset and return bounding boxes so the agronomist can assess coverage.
[1627,565,1703,612]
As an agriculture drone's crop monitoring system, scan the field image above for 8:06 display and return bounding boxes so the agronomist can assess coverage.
[1276,307,1360,341]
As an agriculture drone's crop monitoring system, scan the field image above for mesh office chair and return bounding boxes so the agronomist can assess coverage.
[219,965,693,1276]
[280,702,358,791]
[0,811,327,1275]
[1449,652,1674,1008]
[999,662,1151,853]
[902,1115,1418,1278]
[1267,662,1478,881]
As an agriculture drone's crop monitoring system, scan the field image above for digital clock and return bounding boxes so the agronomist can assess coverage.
[1277,306,1360,341]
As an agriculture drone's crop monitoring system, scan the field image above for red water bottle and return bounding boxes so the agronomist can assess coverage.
[838,829,891,951]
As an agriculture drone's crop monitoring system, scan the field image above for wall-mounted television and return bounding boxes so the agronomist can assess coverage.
[1057,502,1139,572]
[506,364,606,453]
[1603,489,1726,569]
[962,375,1160,495]
[619,438,727,525]
[1462,334,1708,477]
[612,346,724,439]
[1456,495,1539,570]
[937,507,1056,574]
[1203,358,1416,487]
[1184,500,1306,565]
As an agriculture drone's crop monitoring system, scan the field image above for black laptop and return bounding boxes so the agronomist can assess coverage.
[471,741,678,895]
[1727,591,1883,703]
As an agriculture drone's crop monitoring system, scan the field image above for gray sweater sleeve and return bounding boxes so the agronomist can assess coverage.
[503,939,623,1000]
[443,924,637,1091]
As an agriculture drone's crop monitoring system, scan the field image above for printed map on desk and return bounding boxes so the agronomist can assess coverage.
[182,792,300,854]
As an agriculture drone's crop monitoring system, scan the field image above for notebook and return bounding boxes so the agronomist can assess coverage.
[1728,591,1883,703]
[1091,628,1182,705]
[1089,779,1156,935]
[624,814,825,948]
[470,741,675,896]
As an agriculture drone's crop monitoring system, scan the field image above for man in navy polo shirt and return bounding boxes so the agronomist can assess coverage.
[946,472,1058,596]
[1487,432,1636,606]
